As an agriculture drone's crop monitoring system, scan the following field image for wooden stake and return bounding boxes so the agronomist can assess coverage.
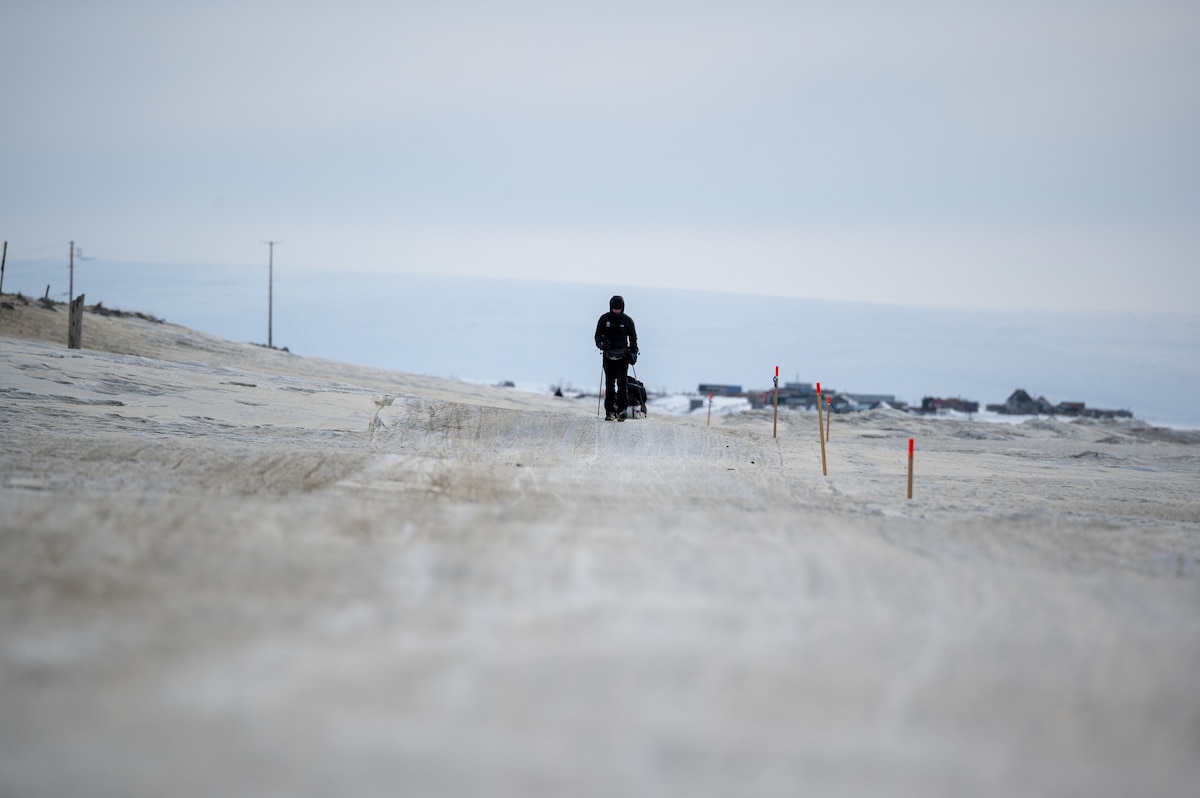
[907,438,914,499]
[817,382,827,476]
[1,241,7,295]
[772,366,779,438]
[68,293,85,349]
[707,393,713,426]
[826,394,832,442]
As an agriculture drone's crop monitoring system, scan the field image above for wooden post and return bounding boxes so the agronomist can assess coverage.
[817,382,827,476]
[772,366,779,438]
[707,393,713,426]
[68,293,85,349]
[268,243,273,348]
[69,241,74,304]
[1,241,7,295]
[907,438,914,499]
[262,240,280,349]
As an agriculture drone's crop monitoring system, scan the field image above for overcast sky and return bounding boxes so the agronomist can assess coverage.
[4,0,1198,312]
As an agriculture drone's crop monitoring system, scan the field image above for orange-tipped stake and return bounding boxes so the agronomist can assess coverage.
[772,367,780,438]
[816,382,824,438]
[907,438,915,499]
[817,382,828,476]
[707,393,713,426]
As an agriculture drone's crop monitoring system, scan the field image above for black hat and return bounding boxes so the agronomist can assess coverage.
[610,295,625,311]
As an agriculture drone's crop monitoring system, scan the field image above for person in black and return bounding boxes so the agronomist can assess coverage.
[594,294,639,421]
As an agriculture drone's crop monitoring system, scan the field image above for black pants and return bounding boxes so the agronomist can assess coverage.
[603,356,629,415]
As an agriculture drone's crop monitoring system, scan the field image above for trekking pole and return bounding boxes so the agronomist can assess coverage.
[597,356,604,417]
[631,363,644,418]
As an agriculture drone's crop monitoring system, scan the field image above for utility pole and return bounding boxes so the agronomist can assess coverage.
[262,241,280,348]
[69,241,74,303]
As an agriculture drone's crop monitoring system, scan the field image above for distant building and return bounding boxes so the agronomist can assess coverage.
[986,389,1132,419]
[698,384,743,397]
[1083,407,1133,419]
[753,381,819,410]
[835,393,897,413]
[987,389,1055,415]
[749,384,902,413]
[920,396,980,415]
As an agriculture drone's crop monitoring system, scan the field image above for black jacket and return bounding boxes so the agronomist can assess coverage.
[595,311,638,358]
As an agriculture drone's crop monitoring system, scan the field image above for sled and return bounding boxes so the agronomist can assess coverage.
[626,376,649,419]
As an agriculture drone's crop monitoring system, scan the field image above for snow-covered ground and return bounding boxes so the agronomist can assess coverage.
[2,301,1199,798]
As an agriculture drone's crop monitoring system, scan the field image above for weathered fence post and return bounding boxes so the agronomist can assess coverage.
[68,293,85,349]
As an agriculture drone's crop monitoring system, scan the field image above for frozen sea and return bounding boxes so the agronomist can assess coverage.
[7,262,1199,428]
